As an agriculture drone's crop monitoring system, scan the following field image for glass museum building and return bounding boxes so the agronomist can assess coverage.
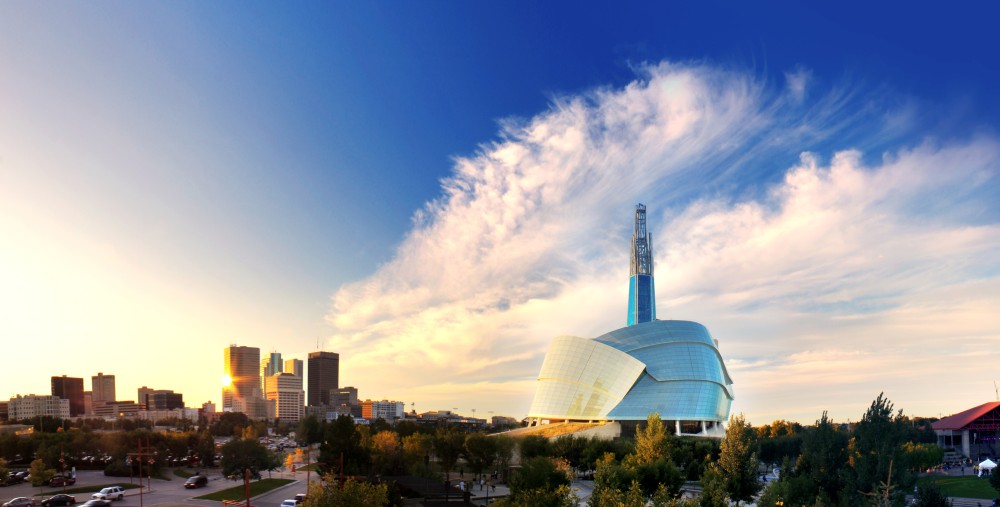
[526,205,734,435]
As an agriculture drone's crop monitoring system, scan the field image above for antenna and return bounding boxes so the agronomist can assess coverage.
[994,380,998,401]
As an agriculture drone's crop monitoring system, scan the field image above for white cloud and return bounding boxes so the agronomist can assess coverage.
[785,67,812,102]
[327,61,1000,423]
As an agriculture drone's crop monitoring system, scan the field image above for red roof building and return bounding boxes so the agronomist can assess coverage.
[931,402,1000,459]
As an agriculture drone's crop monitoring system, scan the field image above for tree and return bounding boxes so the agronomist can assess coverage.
[220,437,278,480]
[464,432,498,477]
[211,412,250,437]
[402,433,433,476]
[989,465,1000,496]
[432,427,464,477]
[627,413,673,467]
[714,414,759,505]
[193,430,216,467]
[912,481,951,507]
[297,414,324,445]
[319,415,370,475]
[303,474,389,507]
[0,458,9,485]
[698,466,729,507]
[796,411,849,504]
[849,393,914,504]
[370,431,402,475]
[519,435,551,460]
[29,458,55,492]
[499,456,577,507]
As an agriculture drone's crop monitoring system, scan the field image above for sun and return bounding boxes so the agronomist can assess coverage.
[220,374,232,387]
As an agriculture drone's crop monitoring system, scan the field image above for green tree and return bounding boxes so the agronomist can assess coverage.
[402,433,433,475]
[319,415,370,475]
[464,432,498,477]
[989,466,1000,496]
[0,457,9,485]
[797,411,849,503]
[370,431,402,475]
[499,456,577,507]
[848,393,913,504]
[698,466,729,507]
[627,413,673,467]
[220,437,278,480]
[193,430,217,467]
[494,435,517,478]
[519,435,551,460]
[714,414,759,505]
[29,458,55,492]
[912,481,951,507]
[297,414,324,445]
[432,427,464,477]
[211,412,250,437]
[303,474,389,507]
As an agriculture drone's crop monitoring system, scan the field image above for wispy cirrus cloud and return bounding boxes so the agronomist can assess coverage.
[327,61,1000,422]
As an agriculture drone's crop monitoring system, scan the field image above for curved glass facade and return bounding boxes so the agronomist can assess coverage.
[528,320,733,425]
[527,336,646,420]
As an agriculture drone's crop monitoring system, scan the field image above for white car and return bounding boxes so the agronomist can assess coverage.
[280,500,297,507]
[92,487,126,501]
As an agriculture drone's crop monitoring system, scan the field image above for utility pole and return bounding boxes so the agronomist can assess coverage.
[127,438,156,507]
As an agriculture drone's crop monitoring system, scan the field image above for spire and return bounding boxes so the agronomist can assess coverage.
[627,204,656,326]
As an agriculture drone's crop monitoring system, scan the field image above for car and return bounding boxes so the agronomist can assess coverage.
[183,475,207,489]
[280,500,297,507]
[79,501,111,507]
[41,495,76,507]
[293,494,306,504]
[2,498,35,507]
[48,476,76,487]
[91,487,125,502]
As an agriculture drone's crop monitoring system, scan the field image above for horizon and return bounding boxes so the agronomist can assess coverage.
[2,2,999,426]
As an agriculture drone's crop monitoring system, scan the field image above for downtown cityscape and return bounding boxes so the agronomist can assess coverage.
[3,1,1000,506]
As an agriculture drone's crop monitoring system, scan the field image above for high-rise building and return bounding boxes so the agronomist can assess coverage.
[223,345,261,410]
[51,375,84,416]
[285,358,303,377]
[307,351,339,406]
[265,373,304,422]
[260,352,283,391]
[627,203,656,326]
[92,372,116,403]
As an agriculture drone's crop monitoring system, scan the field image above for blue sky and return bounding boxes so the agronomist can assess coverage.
[2,2,999,424]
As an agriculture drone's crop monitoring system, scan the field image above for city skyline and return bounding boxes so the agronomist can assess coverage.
[3,3,1000,424]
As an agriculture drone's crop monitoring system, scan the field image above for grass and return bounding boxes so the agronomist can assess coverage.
[918,475,1000,499]
[174,469,195,479]
[32,483,141,497]
[194,478,295,501]
[295,464,319,472]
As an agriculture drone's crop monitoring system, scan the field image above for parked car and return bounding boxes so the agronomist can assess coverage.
[41,495,76,507]
[3,498,35,507]
[280,500,297,507]
[91,487,125,502]
[293,494,306,504]
[183,475,207,489]
[48,476,76,487]
[79,500,111,507]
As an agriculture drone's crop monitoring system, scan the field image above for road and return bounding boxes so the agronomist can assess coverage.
[1,469,310,507]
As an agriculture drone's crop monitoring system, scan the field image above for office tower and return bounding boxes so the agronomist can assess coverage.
[92,372,116,403]
[285,358,303,378]
[138,387,184,410]
[260,352,283,391]
[223,345,261,410]
[627,203,656,326]
[332,386,358,408]
[51,375,84,416]
[265,373,304,422]
[307,351,339,406]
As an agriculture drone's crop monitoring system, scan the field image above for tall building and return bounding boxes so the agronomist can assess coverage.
[223,345,261,411]
[265,373,304,422]
[285,358,303,377]
[307,351,339,407]
[92,373,116,403]
[9,394,70,420]
[51,375,84,417]
[627,204,656,326]
[333,386,358,408]
[260,352,283,391]
[527,204,733,436]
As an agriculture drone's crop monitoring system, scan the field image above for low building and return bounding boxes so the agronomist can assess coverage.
[93,400,140,418]
[361,400,405,422]
[932,402,1000,459]
[8,394,70,420]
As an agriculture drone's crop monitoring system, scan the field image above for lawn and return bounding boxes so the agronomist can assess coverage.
[194,478,295,501]
[919,475,999,500]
